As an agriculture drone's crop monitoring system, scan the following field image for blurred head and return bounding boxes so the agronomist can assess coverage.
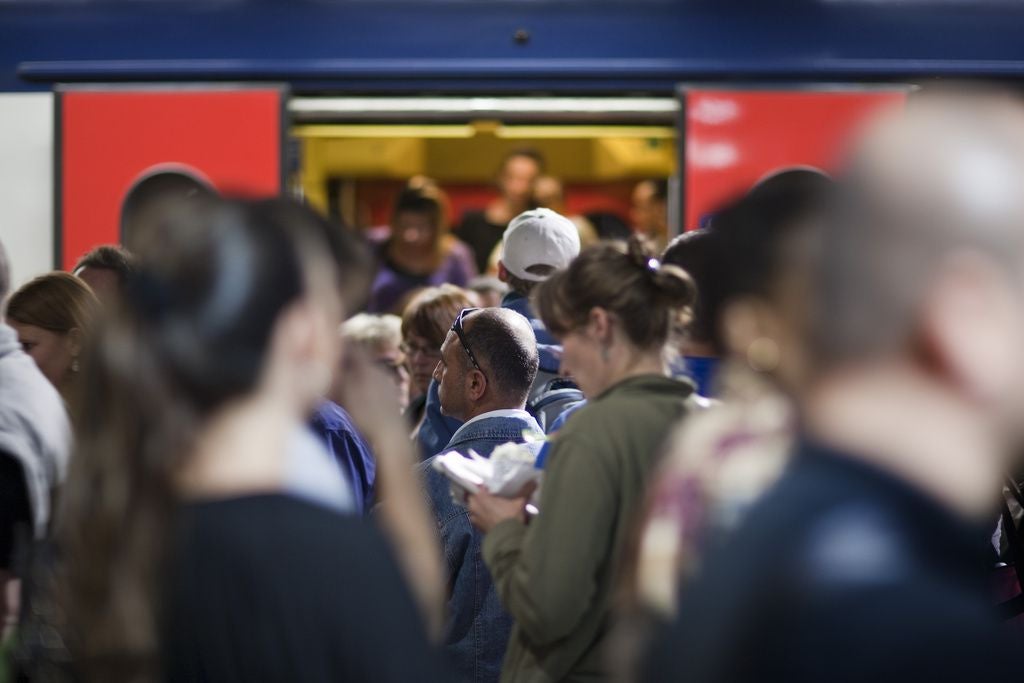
[390,184,447,255]
[499,208,581,297]
[664,169,833,387]
[497,148,545,208]
[534,236,695,397]
[467,276,509,308]
[6,272,98,396]
[433,307,539,421]
[253,198,372,315]
[62,196,343,671]
[73,244,136,305]
[661,229,718,354]
[812,91,1024,452]
[116,197,343,420]
[401,284,478,399]
[338,313,408,411]
[631,179,669,237]
[121,169,216,250]
[533,175,566,213]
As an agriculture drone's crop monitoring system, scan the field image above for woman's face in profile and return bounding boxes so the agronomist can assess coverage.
[557,328,605,399]
[11,322,75,390]
[403,334,441,399]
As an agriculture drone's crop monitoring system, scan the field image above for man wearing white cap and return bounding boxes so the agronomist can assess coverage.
[416,208,583,456]
[497,208,582,430]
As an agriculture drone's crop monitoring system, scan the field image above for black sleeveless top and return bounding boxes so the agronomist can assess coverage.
[164,494,449,682]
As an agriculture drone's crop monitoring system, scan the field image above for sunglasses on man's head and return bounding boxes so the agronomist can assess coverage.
[450,307,485,375]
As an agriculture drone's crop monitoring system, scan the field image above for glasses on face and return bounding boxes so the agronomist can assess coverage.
[450,307,485,375]
[375,355,407,377]
[401,341,441,359]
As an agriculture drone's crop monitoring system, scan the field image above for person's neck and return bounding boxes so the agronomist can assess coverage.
[486,199,523,226]
[57,375,77,411]
[680,340,717,358]
[178,393,299,498]
[460,398,527,423]
[600,346,667,394]
[803,361,1004,521]
[387,239,442,274]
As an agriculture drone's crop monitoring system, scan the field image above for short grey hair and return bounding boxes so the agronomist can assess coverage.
[341,313,402,351]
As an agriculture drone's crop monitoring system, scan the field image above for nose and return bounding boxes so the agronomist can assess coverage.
[432,360,443,382]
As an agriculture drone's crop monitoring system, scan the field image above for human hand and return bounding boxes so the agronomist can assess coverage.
[467,481,537,533]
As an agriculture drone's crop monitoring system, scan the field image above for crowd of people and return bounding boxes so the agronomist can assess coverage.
[0,89,1023,683]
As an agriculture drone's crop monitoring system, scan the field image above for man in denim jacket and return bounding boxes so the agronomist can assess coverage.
[420,307,541,683]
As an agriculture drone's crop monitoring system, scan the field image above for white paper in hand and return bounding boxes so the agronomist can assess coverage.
[432,441,543,507]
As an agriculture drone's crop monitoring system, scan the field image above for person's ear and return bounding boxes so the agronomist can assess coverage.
[586,307,612,344]
[497,261,509,283]
[66,327,82,357]
[918,250,1021,404]
[466,366,488,402]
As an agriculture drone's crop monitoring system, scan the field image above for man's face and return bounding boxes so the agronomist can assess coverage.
[393,210,438,251]
[631,182,667,236]
[433,331,470,421]
[75,266,121,305]
[499,156,541,206]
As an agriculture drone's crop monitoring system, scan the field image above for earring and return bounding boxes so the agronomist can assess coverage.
[71,356,80,373]
[746,337,780,373]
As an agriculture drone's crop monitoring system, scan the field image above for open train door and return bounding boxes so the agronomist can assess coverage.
[674,84,911,234]
[55,84,288,270]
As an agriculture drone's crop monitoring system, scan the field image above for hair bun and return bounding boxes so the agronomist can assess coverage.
[625,234,696,308]
[651,263,697,309]
[625,234,656,270]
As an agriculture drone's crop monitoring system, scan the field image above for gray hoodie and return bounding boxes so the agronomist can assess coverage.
[0,322,71,538]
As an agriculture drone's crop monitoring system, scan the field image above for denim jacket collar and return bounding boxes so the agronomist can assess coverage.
[444,410,541,454]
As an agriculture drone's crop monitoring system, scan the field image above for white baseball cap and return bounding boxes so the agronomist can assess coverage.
[500,208,581,282]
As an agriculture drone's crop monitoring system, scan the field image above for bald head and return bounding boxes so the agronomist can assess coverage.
[464,307,540,405]
[814,91,1024,367]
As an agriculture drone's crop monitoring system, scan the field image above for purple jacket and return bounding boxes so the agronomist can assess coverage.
[367,240,477,314]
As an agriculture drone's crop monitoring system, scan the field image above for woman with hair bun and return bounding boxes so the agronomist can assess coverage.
[467,236,701,682]
[54,198,447,683]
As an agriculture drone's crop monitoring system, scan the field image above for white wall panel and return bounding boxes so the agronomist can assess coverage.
[0,93,53,292]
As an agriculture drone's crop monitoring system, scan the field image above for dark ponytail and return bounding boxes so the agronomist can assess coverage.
[534,235,695,350]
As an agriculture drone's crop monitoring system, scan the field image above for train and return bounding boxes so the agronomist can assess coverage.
[1,0,1024,287]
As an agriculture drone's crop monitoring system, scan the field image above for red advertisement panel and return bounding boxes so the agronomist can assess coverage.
[682,88,908,231]
[58,87,284,270]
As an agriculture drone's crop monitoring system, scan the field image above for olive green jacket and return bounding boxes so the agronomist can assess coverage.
[482,374,695,683]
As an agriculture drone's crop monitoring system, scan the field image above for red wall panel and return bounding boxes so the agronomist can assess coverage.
[59,88,284,270]
[683,89,908,230]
